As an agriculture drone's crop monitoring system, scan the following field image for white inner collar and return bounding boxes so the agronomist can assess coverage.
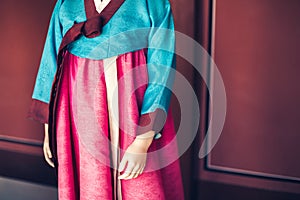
[94,0,111,14]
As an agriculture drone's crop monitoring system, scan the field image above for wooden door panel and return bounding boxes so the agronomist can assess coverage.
[198,0,300,194]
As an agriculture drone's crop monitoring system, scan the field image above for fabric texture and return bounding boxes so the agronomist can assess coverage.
[56,50,184,199]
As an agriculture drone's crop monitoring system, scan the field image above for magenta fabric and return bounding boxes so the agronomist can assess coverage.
[55,50,184,200]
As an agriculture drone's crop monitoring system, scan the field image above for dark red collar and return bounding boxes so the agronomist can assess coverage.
[84,0,98,18]
[58,0,125,54]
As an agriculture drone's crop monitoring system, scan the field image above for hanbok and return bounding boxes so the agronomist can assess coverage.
[29,0,184,199]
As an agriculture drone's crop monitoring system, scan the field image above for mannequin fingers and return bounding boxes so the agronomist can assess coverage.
[131,166,144,179]
[126,172,138,180]
[133,172,139,179]
[121,172,134,180]
[119,172,131,179]
[133,165,145,179]
[46,157,55,168]
[119,164,134,179]
[43,142,54,168]
[123,164,141,180]
[43,147,54,168]
[134,164,145,178]
[122,171,138,180]
[132,163,141,174]
[119,162,135,179]
[46,146,52,159]
[133,168,142,179]
[42,125,54,168]
[139,165,145,175]
[118,156,128,173]
[46,152,55,168]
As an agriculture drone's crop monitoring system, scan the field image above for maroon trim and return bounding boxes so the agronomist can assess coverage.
[84,0,98,18]
[27,99,49,124]
[137,108,167,135]
[47,0,125,168]
[58,0,125,54]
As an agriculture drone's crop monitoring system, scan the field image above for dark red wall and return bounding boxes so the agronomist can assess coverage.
[0,0,56,140]
[0,0,57,185]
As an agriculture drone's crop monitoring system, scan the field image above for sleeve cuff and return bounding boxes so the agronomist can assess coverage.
[137,108,167,137]
[27,99,49,124]
[28,100,167,133]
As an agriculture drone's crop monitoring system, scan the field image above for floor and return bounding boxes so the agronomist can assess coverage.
[0,176,57,200]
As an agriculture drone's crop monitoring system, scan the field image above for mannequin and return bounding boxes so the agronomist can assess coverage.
[29,0,184,199]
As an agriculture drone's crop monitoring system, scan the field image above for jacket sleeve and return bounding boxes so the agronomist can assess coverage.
[28,0,63,124]
[137,0,175,138]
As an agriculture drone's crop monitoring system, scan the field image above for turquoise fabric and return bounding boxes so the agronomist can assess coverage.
[32,0,175,116]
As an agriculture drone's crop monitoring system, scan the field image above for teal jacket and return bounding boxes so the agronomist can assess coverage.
[32,0,175,116]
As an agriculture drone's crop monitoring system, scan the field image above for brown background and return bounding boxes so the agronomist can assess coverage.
[0,0,300,199]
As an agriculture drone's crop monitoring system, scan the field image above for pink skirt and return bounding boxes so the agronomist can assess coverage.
[55,50,184,200]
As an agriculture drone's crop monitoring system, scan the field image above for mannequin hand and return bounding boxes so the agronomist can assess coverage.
[43,124,55,168]
[118,131,155,180]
